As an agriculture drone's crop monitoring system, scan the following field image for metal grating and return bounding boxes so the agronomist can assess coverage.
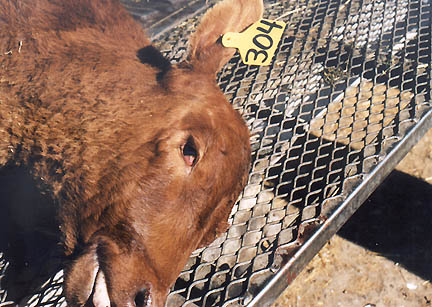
[1,0,431,306]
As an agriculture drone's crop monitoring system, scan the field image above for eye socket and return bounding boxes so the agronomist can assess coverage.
[181,136,198,167]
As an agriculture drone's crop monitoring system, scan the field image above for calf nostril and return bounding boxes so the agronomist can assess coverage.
[134,289,150,307]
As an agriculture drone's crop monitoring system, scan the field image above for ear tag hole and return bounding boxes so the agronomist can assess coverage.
[222,19,286,66]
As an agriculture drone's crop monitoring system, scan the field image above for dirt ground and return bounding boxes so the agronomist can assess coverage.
[274,128,432,307]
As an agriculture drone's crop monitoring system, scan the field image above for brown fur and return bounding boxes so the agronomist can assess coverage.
[0,0,262,305]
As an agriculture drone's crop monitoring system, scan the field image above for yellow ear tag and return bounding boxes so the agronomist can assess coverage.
[222,19,286,66]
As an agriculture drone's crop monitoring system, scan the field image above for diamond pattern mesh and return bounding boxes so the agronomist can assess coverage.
[1,0,431,306]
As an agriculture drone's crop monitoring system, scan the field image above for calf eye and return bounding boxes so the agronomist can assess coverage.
[181,136,198,167]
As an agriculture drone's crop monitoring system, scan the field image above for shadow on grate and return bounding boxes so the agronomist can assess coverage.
[0,166,63,305]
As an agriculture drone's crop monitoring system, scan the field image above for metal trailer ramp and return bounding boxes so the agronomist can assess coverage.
[1,0,431,305]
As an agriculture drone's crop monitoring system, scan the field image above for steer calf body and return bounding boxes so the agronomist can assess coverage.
[0,0,262,305]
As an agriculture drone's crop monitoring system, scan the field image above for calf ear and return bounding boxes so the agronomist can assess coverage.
[187,0,263,74]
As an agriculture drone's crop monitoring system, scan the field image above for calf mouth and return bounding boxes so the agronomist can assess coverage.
[88,268,152,307]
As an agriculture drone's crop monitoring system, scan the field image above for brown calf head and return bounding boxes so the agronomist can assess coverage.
[61,0,263,306]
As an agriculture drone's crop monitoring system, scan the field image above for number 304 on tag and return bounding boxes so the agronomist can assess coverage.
[222,19,286,66]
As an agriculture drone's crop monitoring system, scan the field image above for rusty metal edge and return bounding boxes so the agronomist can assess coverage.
[247,107,432,307]
[148,0,211,40]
